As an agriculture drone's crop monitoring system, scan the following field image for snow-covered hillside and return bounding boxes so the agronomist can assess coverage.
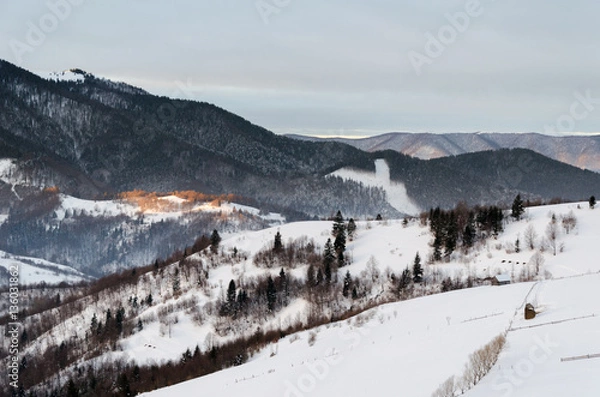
[144,283,533,397]
[6,201,599,396]
[0,250,89,286]
[138,201,600,396]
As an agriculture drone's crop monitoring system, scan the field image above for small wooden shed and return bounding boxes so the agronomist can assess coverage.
[524,303,536,320]
[492,274,511,286]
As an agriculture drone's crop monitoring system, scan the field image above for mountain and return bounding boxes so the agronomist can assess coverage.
[337,148,600,212]
[2,59,600,275]
[289,132,600,173]
[0,59,390,218]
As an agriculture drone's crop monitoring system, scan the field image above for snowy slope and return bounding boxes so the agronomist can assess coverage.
[143,283,533,397]
[0,250,89,285]
[467,274,600,397]
[329,159,421,215]
[138,201,600,396]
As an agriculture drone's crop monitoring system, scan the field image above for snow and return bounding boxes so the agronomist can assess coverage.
[0,250,89,285]
[329,159,421,215]
[467,274,600,397]
[138,201,600,396]
[142,283,533,397]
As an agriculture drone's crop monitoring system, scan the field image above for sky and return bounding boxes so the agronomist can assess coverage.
[1,0,600,137]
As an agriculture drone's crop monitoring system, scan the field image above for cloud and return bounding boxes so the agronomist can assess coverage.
[1,0,599,135]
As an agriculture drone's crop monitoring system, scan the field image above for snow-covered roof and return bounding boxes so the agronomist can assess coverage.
[494,274,511,283]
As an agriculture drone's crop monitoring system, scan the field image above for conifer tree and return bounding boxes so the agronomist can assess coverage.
[347,218,357,240]
[266,276,276,312]
[332,210,345,236]
[511,194,525,220]
[590,195,596,209]
[210,229,221,253]
[413,252,423,283]
[342,270,352,297]
[273,231,283,252]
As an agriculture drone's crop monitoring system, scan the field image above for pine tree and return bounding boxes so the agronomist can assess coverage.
[316,268,324,286]
[210,229,221,253]
[444,212,458,257]
[266,276,276,312]
[279,268,289,306]
[90,313,98,334]
[433,231,443,262]
[117,373,131,397]
[306,264,315,289]
[412,252,423,283]
[347,218,357,240]
[590,195,596,209]
[323,238,335,269]
[172,268,181,296]
[225,279,236,315]
[115,306,125,334]
[511,194,525,220]
[334,229,346,266]
[398,267,412,293]
[273,231,283,252]
[332,210,345,236]
[324,260,332,285]
[342,271,352,297]
[66,379,79,397]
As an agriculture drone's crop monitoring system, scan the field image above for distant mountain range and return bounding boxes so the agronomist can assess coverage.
[288,132,600,173]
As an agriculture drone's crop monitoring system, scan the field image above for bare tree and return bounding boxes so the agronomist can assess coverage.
[524,224,538,251]
[545,215,559,256]
[561,211,577,234]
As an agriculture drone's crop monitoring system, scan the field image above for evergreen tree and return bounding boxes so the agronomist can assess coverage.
[273,231,283,252]
[398,267,412,292]
[172,268,181,295]
[444,212,458,257]
[117,373,131,397]
[115,306,125,334]
[66,379,79,397]
[266,276,276,312]
[352,286,359,300]
[323,238,335,269]
[324,260,332,285]
[515,237,521,253]
[332,210,345,236]
[334,229,346,266]
[412,252,423,283]
[590,195,596,209]
[210,229,221,253]
[306,264,315,288]
[347,218,357,240]
[463,222,475,249]
[278,268,289,306]
[433,231,443,262]
[342,271,352,297]
[90,313,98,334]
[224,279,236,315]
[511,194,525,220]
[316,268,324,286]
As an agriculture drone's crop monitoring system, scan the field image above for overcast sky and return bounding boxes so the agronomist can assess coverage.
[2,0,600,137]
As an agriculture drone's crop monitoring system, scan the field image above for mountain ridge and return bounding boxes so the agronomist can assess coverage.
[288,132,600,173]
